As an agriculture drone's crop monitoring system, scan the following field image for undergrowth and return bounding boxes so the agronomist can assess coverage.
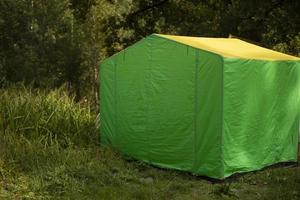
[0,86,299,199]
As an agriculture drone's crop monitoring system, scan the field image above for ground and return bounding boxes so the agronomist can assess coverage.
[0,88,299,199]
[1,146,299,200]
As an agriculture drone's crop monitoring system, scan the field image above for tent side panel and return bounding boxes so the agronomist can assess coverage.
[193,50,224,178]
[144,36,196,171]
[101,35,197,171]
[100,59,116,145]
[100,39,150,160]
[223,59,300,177]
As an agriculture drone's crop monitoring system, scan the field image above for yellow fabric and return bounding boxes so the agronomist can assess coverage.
[156,34,300,61]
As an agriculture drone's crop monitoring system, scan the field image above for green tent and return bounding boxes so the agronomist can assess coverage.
[100,34,300,179]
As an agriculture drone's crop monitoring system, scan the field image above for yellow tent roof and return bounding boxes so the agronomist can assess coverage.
[155,34,300,61]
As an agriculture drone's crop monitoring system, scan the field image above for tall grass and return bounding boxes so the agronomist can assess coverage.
[0,86,101,199]
[0,85,98,147]
[0,86,299,199]
[0,86,175,199]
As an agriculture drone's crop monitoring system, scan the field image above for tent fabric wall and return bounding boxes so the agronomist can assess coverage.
[100,34,300,179]
[101,35,225,178]
[223,59,300,177]
[101,35,200,172]
[193,49,223,178]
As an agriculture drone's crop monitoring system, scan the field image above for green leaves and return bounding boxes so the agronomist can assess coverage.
[0,0,74,87]
[0,0,299,102]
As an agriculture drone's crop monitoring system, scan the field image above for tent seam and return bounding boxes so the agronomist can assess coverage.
[193,49,200,170]
[145,37,152,163]
[221,56,225,178]
[297,62,300,158]
[113,58,118,147]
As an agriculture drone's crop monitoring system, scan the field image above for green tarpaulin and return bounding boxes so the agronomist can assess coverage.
[100,34,300,179]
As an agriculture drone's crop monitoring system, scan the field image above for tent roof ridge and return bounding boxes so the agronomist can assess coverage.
[153,34,300,61]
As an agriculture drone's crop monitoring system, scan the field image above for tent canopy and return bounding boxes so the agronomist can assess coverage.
[157,34,300,60]
[100,34,300,179]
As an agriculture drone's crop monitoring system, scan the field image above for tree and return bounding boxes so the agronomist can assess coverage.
[0,0,75,87]
[80,0,133,109]
[1,0,299,104]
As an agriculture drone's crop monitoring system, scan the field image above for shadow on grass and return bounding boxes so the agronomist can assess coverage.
[125,153,299,184]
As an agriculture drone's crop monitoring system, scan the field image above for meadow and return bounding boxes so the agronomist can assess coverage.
[0,86,299,200]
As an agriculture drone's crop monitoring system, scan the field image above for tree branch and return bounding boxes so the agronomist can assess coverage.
[129,0,169,16]
[239,0,285,21]
[263,0,285,18]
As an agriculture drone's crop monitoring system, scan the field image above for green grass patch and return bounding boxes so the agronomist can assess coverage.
[0,86,299,199]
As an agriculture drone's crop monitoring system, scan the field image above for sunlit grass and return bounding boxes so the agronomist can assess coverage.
[0,86,299,199]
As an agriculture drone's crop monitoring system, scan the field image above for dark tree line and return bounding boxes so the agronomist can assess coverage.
[1,0,299,107]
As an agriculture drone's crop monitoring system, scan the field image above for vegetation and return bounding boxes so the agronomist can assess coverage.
[0,1,300,199]
[1,0,300,105]
[0,87,299,199]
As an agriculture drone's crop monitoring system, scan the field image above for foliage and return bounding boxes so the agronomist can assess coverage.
[0,0,74,87]
[0,2,299,198]
[1,0,300,104]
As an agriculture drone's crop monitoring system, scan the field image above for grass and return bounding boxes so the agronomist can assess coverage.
[0,86,300,199]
